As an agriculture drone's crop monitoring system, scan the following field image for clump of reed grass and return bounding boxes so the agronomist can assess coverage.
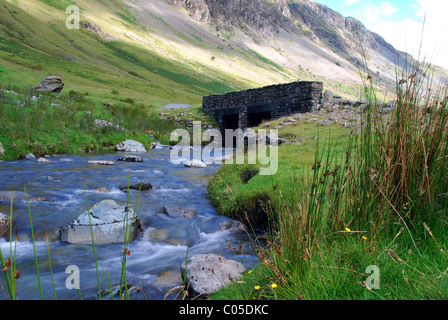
[245,56,448,298]
[347,58,448,236]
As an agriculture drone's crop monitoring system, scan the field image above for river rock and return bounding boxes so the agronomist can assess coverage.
[59,199,142,245]
[28,196,52,202]
[180,254,246,298]
[37,157,52,163]
[184,159,207,168]
[96,284,144,300]
[0,213,13,239]
[161,205,196,219]
[25,153,36,160]
[88,160,116,165]
[34,76,64,93]
[218,220,246,232]
[150,142,163,150]
[0,191,27,203]
[94,187,110,193]
[147,226,200,246]
[152,270,183,288]
[117,155,143,162]
[116,140,147,153]
[119,182,153,191]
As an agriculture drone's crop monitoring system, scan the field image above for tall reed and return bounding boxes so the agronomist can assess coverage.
[258,57,448,289]
[347,58,448,237]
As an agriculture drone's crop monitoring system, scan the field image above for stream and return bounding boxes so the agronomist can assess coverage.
[0,147,258,300]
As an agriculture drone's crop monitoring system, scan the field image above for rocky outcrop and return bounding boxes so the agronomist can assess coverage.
[180,0,293,36]
[34,76,64,93]
[180,254,246,298]
[175,0,408,81]
[116,140,147,153]
[80,21,117,41]
[59,199,142,245]
[0,142,4,157]
[95,119,121,130]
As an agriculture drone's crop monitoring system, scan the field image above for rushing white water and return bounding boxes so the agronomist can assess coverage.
[0,147,258,300]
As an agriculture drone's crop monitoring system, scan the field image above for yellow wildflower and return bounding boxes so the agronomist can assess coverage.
[362,236,368,240]
[345,227,351,232]
[255,285,261,290]
[271,283,278,289]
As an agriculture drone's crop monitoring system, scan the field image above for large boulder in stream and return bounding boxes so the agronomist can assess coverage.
[59,199,142,245]
[116,140,147,153]
[180,254,246,298]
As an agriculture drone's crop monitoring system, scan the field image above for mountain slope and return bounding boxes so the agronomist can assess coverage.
[0,0,444,106]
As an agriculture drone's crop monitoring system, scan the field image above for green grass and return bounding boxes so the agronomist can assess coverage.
[212,232,448,300]
[0,80,218,160]
[207,119,351,229]
[37,0,77,11]
[0,0,280,109]
[0,86,158,160]
[2,0,447,301]
[209,58,448,300]
[247,49,285,73]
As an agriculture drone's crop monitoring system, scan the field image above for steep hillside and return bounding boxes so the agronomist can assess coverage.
[175,0,412,94]
[0,0,441,106]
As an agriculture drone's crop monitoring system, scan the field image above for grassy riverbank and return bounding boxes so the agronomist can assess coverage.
[0,84,216,161]
[210,61,448,300]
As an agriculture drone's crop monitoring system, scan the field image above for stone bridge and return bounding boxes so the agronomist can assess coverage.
[202,81,323,131]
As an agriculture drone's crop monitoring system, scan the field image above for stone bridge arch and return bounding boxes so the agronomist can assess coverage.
[202,81,323,132]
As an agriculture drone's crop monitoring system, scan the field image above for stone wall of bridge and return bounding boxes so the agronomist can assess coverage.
[202,81,323,130]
